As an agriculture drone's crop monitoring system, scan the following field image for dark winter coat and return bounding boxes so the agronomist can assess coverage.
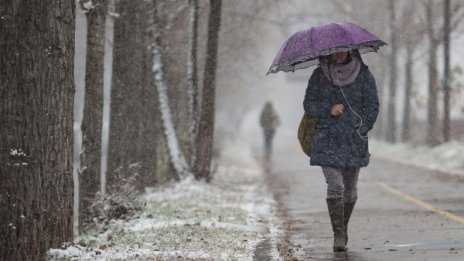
[303,64,379,168]
[260,103,280,132]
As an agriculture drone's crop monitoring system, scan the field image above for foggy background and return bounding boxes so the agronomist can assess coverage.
[72,0,464,179]
[5,1,464,259]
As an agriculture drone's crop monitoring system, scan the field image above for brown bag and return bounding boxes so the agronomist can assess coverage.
[297,113,317,157]
[298,70,324,157]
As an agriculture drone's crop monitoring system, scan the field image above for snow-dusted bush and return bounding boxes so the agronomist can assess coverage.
[87,171,143,232]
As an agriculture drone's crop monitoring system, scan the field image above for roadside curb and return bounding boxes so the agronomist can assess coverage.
[258,159,297,261]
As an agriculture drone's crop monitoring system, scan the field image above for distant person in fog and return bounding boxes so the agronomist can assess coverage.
[260,101,280,160]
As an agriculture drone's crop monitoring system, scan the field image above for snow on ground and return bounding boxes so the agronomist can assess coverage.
[48,140,283,261]
[370,139,464,177]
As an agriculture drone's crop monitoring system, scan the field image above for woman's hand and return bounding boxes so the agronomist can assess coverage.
[331,104,344,117]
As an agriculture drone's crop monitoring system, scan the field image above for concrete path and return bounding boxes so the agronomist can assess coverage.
[264,140,464,260]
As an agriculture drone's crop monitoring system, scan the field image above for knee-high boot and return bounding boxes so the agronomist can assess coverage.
[344,199,357,246]
[326,198,346,252]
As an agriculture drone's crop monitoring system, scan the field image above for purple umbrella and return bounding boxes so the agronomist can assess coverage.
[267,22,386,74]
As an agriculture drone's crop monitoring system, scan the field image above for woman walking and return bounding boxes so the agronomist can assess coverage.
[260,101,280,161]
[303,50,379,251]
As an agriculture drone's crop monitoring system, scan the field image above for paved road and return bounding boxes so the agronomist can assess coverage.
[264,140,464,260]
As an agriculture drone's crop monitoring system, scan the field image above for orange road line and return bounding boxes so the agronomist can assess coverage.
[367,177,464,225]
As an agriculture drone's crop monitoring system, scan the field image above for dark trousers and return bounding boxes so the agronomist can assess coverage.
[263,130,275,159]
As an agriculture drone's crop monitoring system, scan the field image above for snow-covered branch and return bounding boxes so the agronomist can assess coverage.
[151,14,192,179]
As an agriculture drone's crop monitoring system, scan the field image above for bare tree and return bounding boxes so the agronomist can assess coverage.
[151,1,193,181]
[151,2,192,179]
[187,0,200,166]
[215,0,283,132]
[194,0,223,181]
[419,0,464,145]
[401,42,415,143]
[0,0,75,259]
[399,0,424,142]
[443,0,451,142]
[157,1,190,144]
[385,0,398,143]
[423,0,442,145]
[79,0,109,231]
[107,0,158,191]
[153,1,280,178]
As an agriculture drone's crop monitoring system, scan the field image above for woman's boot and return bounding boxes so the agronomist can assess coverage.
[326,198,346,252]
[344,200,357,246]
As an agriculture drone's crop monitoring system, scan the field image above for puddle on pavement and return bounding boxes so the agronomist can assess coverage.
[381,240,464,251]
[288,237,464,260]
[295,240,464,252]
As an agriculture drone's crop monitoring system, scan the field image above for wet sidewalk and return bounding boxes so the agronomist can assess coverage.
[264,139,464,260]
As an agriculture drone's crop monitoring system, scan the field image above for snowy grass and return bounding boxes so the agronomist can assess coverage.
[48,140,283,260]
[370,139,464,176]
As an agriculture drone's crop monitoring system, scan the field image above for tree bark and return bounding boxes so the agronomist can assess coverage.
[402,43,414,142]
[187,0,200,166]
[386,0,398,143]
[156,1,192,164]
[107,0,158,191]
[426,38,440,145]
[152,4,192,179]
[398,0,424,143]
[443,0,451,142]
[371,54,389,140]
[425,1,440,146]
[0,0,75,259]
[194,0,222,181]
[80,0,109,231]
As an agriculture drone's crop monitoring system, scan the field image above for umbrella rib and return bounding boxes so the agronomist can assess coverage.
[335,22,356,47]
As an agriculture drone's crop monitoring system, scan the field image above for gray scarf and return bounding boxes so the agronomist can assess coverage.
[320,56,361,86]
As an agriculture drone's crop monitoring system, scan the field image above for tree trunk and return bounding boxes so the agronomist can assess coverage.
[187,0,200,166]
[423,0,440,146]
[402,44,414,142]
[139,0,159,186]
[80,0,109,231]
[426,38,440,145]
[386,0,398,143]
[152,5,192,179]
[371,54,389,140]
[194,0,222,181]
[0,1,75,259]
[107,0,158,191]
[443,0,451,142]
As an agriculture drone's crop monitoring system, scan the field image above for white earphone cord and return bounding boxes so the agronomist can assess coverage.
[334,69,368,141]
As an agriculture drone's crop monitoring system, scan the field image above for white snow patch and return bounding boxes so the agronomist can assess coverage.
[128,162,141,169]
[151,25,191,178]
[370,139,464,176]
[82,1,93,10]
[48,140,283,260]
[48,246,83,258]
[10,149,26,157]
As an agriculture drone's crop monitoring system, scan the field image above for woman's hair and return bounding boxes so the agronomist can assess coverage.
[351,49,364,64]
[318,49,364,65]
[319,54,331,64]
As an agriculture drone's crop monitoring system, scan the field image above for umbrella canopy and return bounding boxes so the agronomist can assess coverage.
[267,22,386,74]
